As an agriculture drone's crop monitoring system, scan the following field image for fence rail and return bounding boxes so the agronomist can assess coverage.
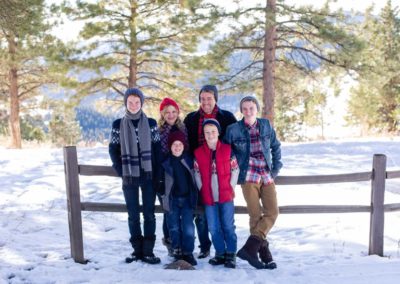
[63,146,400,264]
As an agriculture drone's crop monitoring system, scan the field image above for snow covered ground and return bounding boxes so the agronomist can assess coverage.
[1,137,400,284]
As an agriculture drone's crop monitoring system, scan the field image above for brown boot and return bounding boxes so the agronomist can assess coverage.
[259,239,277,269]
[237,235,265,269]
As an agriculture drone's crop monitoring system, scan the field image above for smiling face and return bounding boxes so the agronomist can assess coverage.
[200,91,216,114]
[162,105,179,126]
[126,95,142,114]
[171,140,184,157]
[203,124,219,149]
[241,100,258,125]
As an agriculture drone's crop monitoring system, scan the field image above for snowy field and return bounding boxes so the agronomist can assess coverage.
[1,137,400,284]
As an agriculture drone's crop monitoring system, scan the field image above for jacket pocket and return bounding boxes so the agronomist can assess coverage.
[233,139,246,151]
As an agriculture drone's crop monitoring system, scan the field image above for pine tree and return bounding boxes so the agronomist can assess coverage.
[348,0,400,133]
[205,0,363,127]
[48,102,81,146]
[0,0,68,148]
[60,0,221,109]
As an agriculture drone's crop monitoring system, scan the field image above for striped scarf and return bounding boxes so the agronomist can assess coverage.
[197,106,218,146]
[120,109,152,184]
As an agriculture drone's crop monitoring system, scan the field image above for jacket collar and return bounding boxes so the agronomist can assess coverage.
[201,140,222,154]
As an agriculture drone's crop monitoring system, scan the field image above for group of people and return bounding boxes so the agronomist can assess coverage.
[108,85,282,270]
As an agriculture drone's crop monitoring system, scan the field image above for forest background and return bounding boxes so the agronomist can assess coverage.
[0,0,399,149]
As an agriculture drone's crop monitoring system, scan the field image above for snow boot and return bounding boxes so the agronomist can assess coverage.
[208,254,225,266]
[172,248,183,261]
[162,237,174,257]
[142,236,161,264]
[182,254,197,266]
[224,253,236,269]
[237,235,265,269]
[126,236,143,263]
[259,239,277,269]
[198,250,210,259]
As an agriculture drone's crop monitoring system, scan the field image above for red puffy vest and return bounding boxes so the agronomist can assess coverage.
[194,141,234,205]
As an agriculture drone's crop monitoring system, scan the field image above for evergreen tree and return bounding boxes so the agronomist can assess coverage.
[205,0,363,128]
[60,0,221,108]
[348,1,400,133]
[49,102,81,146]
[0,0,68,148]
[20,114,46,142]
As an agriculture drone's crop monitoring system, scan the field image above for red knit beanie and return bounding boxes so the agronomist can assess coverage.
[160,97,180,112]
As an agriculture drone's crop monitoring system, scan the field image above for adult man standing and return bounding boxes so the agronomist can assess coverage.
[184,84,237,258]
[224,96,282,269]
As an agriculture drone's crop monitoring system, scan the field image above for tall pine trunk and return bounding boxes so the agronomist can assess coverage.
[7,34,22,149]
[262,0,276,125]
[128,0,138,88]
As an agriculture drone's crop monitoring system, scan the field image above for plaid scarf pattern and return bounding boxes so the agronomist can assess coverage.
[159,123,173,154]
[159,124,188,154]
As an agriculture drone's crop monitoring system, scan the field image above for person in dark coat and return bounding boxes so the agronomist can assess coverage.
[157,97,188,256]
[108,87,162,264]
[160,130,198,266]
[183,84,237,259]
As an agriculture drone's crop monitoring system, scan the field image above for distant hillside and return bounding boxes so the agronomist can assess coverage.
[75,107,115,142]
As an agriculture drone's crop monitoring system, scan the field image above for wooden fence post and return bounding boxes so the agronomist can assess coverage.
[368,154,386,256]
[63,146,86,264]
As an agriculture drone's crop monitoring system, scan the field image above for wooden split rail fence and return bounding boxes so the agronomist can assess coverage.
[63,146,400,264]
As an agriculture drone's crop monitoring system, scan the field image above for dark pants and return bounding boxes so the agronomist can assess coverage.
[194,211,212,252]
[167,197,195,254]
[123,179,156,246]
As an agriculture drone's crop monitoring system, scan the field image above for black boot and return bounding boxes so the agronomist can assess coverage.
[182,254,197,266]
[172,248,183,261]
[126,236,143,263]
[198,250,210,259]
[224,253,236,269]
[259,239,277,269]
[162,237,174,257]
[208,254,225,266]
[142,236,161,264]
[237,235,265,269]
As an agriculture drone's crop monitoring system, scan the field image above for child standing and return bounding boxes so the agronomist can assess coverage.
[193,119,239,268]
[160,130,198,266]
[108,87,161,264]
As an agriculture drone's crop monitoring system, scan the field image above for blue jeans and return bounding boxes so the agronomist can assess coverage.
[167,197,195,254]
[195,211,212,252]
[122,179,156,244]
[205,201,237,256]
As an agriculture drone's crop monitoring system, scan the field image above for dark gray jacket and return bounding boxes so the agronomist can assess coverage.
[161,153,198,212]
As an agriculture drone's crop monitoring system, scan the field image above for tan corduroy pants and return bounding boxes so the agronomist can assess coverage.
[241,182,279,239]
